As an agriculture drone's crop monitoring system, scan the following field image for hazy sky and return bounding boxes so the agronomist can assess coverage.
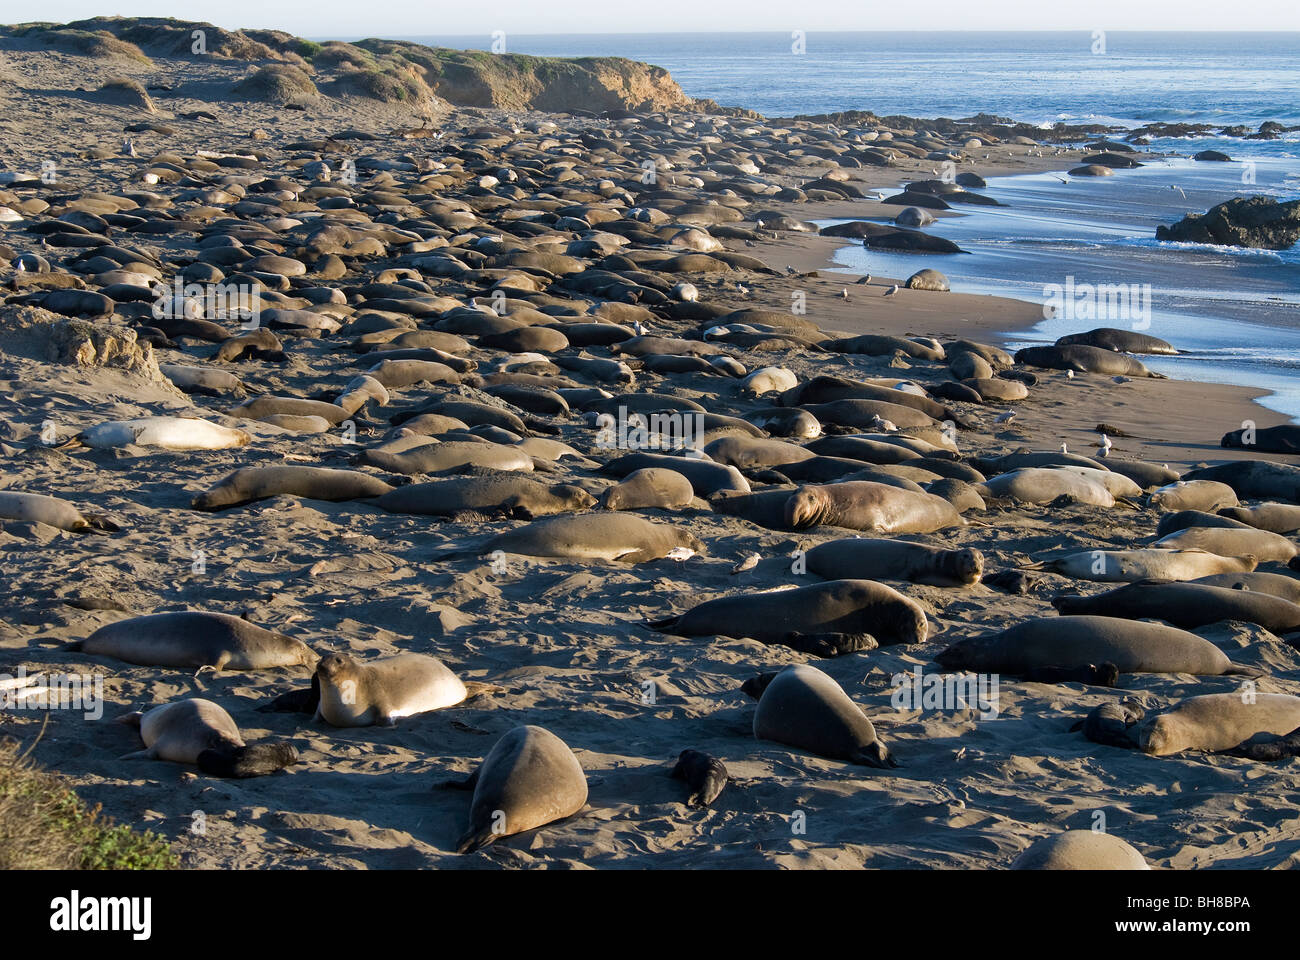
[24,1,1300,35]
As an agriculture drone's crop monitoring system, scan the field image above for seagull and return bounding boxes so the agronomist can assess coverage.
[1097,433,1113,457]
[994,410,1017,424]
[856,274,872,284]
[840,288,850,300]
[1054,176,1068,185]
[633,320,646,336]
[931,168,939,175]
[122,138,137,157]
[730,552,761,574]
[1171,184,1186,199]
[15,260,24,273]
[785,265,797,275]
[736,283,749,296]
[1066,369,1075,378]
[1060,442,1069,454]
[884,284,900,297]
[870,414,897,431]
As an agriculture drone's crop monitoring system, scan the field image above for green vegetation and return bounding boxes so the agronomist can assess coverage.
[0,737,178,870]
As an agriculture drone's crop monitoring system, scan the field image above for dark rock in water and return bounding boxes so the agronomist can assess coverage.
[1079,152,1143,169]
[1157,196,1300,250]
[1192,150,1233,162]
[1222,424,1300,454]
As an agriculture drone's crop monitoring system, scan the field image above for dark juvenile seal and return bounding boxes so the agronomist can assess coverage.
[1056,328,1176,355]
[648,579,928,647]
[741,672,780,700]
[73,612,318,671]
[0,491,118,533]
[1069,699,1147,748]
[1141,693,1300,756]
[377,476,595,520]
[1022,662,1120,686]
[315,653,469,727]
[192,467,394,511]
[118,698,298,777]
[784,481,961,533]
[1015,345,1164,377]
[805,538,983,587]
[670,750,729,807]
[1052,581,1300,632]
[753,664,897,768]
[453,513,704,563]
[447,725,587,853]
[1221,424,1300,454]
[936,616,1255,677]
[1011,831,1149,870]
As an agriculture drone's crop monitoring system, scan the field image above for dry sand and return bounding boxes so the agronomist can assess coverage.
[1,32,1299,872]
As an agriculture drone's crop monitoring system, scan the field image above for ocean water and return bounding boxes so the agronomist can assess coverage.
[335,32,1300,418]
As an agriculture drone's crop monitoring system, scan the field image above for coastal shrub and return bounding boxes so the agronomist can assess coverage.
[21,27,153,65]
[232,64,318,103]
[0,737,178,870]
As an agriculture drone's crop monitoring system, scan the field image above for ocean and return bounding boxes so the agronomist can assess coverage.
[338,32,1300,418]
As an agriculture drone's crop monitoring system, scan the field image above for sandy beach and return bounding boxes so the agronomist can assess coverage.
[3,19,1300,872]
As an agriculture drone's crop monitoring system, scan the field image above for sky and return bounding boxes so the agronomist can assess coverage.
[20,1,1300,36]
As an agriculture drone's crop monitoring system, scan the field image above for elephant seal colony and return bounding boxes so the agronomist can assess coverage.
[4,22,1300,870]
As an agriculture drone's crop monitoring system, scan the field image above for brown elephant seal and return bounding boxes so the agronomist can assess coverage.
[450,513,704,563]
[73,612,318,671]
[648,579,928,646]
[1070,698,1147,748]
[231,395,352,425]
[601,468,695,511]
[1147,479,1239,512]
[602,452,750,497]
[1219,503,1300,534]
[1011,831,1149,870]
[1052,581,1300,632]
[1056,327,1177,355]
[670,750,729,808]
[192,467,394,511]
[378,476,594,520]
[978,468,1115,507]
[0,491,118,533]
[927,478,987,513]
[784,482,961,533]
[315,653,468,727]
[448,725,587,853]
[356,440,534,475]
[1153,526,1297,563]
[1140,693,1300,756]
[1191,571,1300,603]
[753,664,897,768]
[702,435,815,470]
[118,699,298,777]
[1032,548,1257,582]
[805,538,983,587]
[1155,509,1251,537]
[1183,460,1300,502]
[1015,345,1164,378]
[936,615,1255,676]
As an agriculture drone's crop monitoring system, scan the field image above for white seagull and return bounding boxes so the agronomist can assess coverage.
[884,284,900,297]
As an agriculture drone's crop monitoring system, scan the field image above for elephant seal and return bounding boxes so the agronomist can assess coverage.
[601,468,696,511]
[1153,526,1297,563]
[1032,548,1257,582]
[455,513,704,563]
[936,616,1254,676]
[1155,509,1251,537]
[232,396,352,425]
[702,436,814,470]
[1191,571,1300,603]
[978,468,1115,507]
[1052,581,1300,632]
[1069,699,1147,748]
[670,750,729,807]
[784,482,962,533]
[1183,460,1300,502]
[1015,345,1164,377]
[356,440,534,475]
[192,467,394,511]
[118,699,298,777]
[73,612,318,671]
[315,653,467,727]
[753,664,896,768]
[1219,503,1300,534]
[1056,327,1177,355]
[1011,831,1149,870]
[448,725,587,854]
[648,579,928,647]
[1147,480,1239,512]
[1221,424,1300,454]
[805,538,983,587]
[0,491,117,533]
[76,417,251,451]
[1103,458,1181,489]
[377,476,594,519]
[1140,693,1300,756]
[602,452,750,497]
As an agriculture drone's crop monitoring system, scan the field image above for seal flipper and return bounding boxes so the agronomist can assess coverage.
[644,615,681,634]
[439,767,481,791]
[118,748,157,761]
[197,743,299,778]
[854,740,899,769]
[456,825,500,855]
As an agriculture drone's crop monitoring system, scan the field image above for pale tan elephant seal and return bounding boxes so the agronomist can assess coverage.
[74,611,318,671]
[315,653,469,727]
[753,664,897,767]
[1011,831,1149,870]
[784,481,961,533]
[118,699,298,777]
[1140,693,1300,756]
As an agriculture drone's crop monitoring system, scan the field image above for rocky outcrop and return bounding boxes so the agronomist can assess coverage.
[0,306,165,379]
[1157,196,1300,250]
